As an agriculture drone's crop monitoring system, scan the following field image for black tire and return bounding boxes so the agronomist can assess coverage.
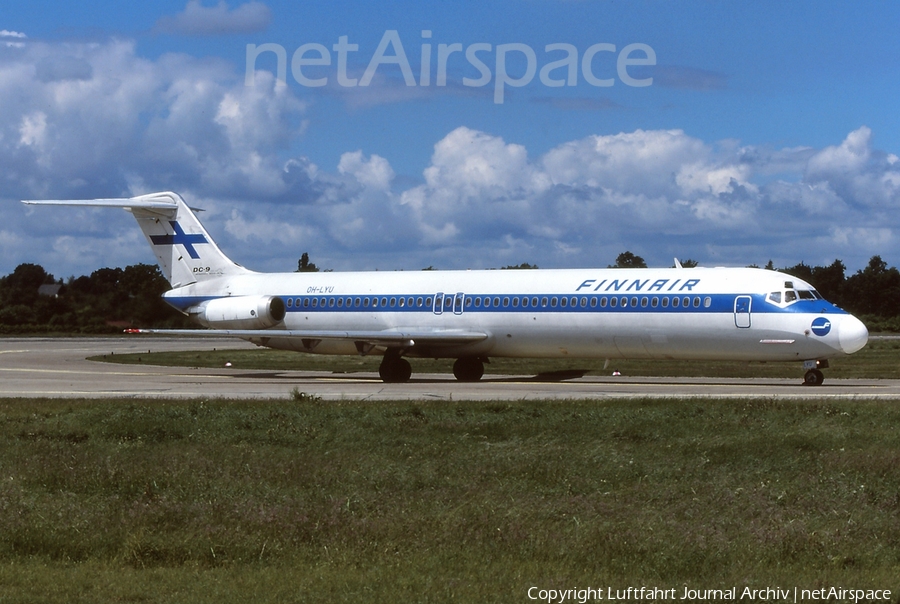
[379,357,412,383]
[453,357,484,382]
[803,369,824,386]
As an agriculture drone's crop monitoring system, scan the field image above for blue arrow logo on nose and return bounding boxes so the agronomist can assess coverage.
[150,221,208,260]
[811,317,832,336]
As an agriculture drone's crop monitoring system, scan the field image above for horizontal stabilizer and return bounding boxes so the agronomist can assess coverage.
[22,197,177,211]
[22,192,182,217]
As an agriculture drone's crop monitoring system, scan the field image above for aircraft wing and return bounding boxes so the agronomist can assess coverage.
[127,327,488,348]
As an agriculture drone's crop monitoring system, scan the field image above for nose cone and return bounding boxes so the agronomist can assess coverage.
[839,315,868,354]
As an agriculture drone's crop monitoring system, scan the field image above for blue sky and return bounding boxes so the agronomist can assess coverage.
[3,1,900,279]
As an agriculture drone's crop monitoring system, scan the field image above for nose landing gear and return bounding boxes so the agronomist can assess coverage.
[802,359,828,386]
[803,369,824,386]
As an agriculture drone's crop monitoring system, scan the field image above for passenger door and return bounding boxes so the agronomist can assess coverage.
[734,295,751,328]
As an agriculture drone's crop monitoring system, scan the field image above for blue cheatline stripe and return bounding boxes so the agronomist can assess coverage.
[164,293,847,316]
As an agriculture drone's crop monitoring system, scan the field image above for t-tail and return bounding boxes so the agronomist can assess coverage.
[22,191,252,288]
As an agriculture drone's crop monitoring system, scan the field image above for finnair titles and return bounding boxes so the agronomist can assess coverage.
[23,192,869,385]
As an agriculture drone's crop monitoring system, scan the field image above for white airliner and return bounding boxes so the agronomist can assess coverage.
[24,191,868,385]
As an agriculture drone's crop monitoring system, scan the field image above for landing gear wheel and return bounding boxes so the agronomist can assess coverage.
[453,357,484,382]
[379,356,412,383]
[803,369,824,386]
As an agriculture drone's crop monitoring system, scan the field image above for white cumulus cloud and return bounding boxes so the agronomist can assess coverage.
[155,0,272,36]
[3,33,900,276]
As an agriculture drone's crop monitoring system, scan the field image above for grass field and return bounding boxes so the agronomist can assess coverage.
[91,336,900,380]
[1,396,899,602]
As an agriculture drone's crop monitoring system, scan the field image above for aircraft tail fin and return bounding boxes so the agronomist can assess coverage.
[22,191,252,288]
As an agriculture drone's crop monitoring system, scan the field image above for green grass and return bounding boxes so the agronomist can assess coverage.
[1,396,899,602]
[91,336,900,379]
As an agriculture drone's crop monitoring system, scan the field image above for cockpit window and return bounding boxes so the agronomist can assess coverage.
[767,288,823,306]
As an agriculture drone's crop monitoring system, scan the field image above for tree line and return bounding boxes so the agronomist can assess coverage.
[1,253,898,333]
[0,263,190,334]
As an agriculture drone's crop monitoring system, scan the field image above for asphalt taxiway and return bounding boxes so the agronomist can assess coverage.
[1,336,899,401]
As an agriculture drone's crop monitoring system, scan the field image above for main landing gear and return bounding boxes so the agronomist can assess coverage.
[453,357,485,382]
[378,352,486,383]
[379,350,412,383]
[802,359,828,386]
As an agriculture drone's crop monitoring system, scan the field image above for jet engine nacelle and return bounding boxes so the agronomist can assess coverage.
[191,295,286,330]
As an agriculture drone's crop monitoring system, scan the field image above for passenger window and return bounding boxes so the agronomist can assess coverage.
[661,297,669,308]
[703,296,711,308]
